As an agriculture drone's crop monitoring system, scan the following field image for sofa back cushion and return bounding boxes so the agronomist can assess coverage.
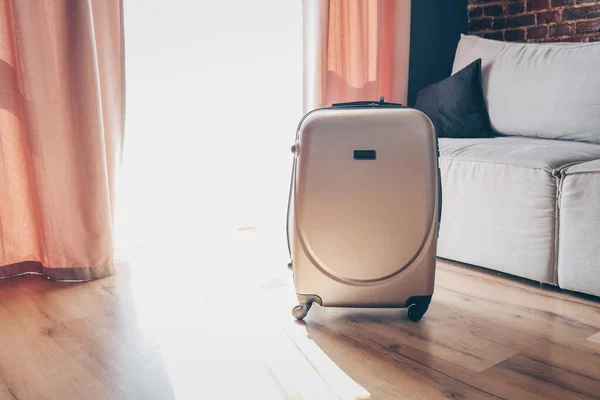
[452,35,600,144]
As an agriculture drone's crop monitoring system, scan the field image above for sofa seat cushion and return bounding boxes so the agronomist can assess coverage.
[440,137,600,171]
[437,137,600,284]
[558,160,600,297]
[561,159,600,175]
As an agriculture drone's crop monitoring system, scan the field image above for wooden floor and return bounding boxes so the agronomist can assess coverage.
[1,229,600,400]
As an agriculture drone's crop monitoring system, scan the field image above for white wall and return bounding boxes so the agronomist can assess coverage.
[116,0,303,247]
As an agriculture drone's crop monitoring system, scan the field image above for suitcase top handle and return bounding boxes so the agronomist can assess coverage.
[331,96,404,109]
[294,97,407,139]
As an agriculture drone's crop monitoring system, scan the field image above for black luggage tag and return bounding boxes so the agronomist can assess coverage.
[353,150,377,160]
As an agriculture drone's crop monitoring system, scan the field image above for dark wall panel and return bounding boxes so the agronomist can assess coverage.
[407,0,468,106]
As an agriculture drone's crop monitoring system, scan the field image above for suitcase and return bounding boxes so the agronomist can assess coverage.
[286,97,441,322]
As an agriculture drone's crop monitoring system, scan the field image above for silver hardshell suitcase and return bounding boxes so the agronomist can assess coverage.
[286,98,441,322]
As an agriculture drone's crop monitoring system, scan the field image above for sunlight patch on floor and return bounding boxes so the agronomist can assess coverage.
[116,230,371,399]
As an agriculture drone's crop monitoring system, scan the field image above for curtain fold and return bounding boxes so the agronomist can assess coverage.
[0,0,124,281]
[302,0,411,113]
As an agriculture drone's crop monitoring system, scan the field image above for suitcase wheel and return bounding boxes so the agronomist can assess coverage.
[292,303,311,320]
[406,301,429,322]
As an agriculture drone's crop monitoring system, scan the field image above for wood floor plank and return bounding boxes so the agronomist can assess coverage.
[434,271,600,352]
[85,260,141,315]
[429,286,600,383]
[432,285,594,350]
[259,324,348,400]
[0,382,16,400]
[2,237,600,399]
[92,313,319,399]
[299,322,452,400]
[24,326,123,400]
[0,304,85,400]
[483,357,594,400]
[0,277,75,331]
[48,317,177,400]
[433,284,597,344]
[587,331,600,343]
[303,317,503,400]
[89,313,169,375]
[0,292,127,400]
[282,321,371,399]
[491,354,600,399]
[437,262,600,330]
[14,275,129,322]
[307,306,549,400]
[438,261,600,309]
[325,307,519,373]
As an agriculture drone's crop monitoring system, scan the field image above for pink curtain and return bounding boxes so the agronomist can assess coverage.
[0,0,125,281]
[302,0,411,113]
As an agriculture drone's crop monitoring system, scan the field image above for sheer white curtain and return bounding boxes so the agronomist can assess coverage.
[117,0,303,248]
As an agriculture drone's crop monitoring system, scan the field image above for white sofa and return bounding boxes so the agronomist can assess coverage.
[437,35,600,297]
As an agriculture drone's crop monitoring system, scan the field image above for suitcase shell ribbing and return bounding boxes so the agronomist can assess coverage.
[287,101,440,321]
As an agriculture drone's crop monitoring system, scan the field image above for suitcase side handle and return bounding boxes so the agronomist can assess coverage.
[331,96,404,109]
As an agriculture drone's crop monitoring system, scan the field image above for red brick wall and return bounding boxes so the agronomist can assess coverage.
[468,0,600,42]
